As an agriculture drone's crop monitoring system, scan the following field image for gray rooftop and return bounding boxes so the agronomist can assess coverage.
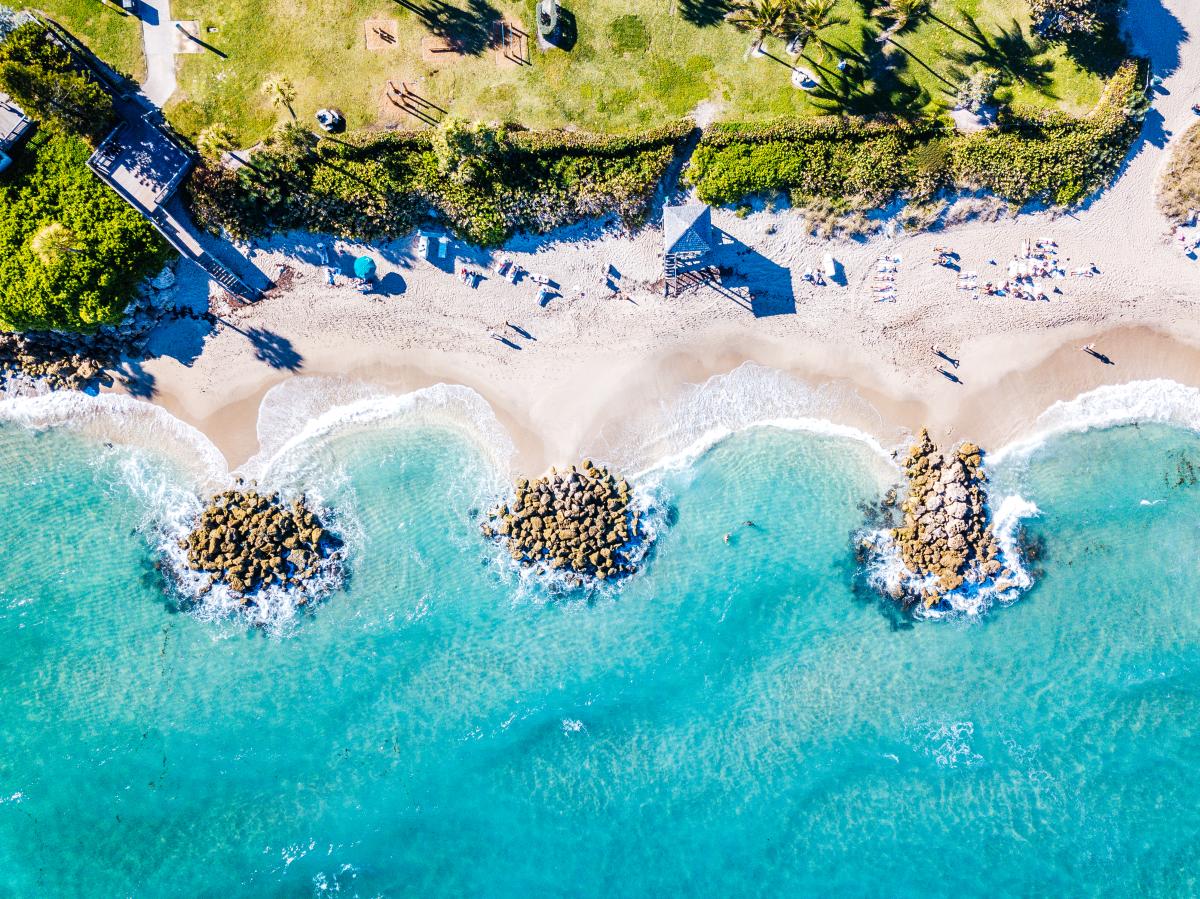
[664,203,712,256]
[0,93,32,151]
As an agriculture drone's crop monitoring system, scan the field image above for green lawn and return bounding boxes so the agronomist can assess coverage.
[165,0,1119,144]
[37,0,145,81]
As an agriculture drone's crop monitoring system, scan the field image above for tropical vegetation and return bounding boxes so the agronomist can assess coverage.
[1157,121,1200,224]
[1028,0,1125,39]
[187,120,691,246]
[688,58,1145,213]
[0,19,167,333]
[0,21,113,142]
[0,130,169,331]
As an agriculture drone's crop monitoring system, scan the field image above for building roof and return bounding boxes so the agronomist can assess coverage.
[0,93,33,152]
[664,203,712,256]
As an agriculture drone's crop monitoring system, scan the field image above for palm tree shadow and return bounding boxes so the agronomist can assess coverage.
[395,0,501,55]
[679,0,727,28]
[246,327,304,371]
[806,30,931,117]
[948,14,1055,92]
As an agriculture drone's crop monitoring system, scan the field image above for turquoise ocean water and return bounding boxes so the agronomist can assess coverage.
[2,375,1200,897]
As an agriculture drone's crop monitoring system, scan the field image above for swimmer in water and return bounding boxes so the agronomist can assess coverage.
[723,533,730,544]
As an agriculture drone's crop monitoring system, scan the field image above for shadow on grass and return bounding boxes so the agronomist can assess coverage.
[805,30,932,117]
[678,0,727,28]
[395,0,501,55]
[945,15,1054,92]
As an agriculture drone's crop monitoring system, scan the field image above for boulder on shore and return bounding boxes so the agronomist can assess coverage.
[177,486,342,600]
[482,461,645,581]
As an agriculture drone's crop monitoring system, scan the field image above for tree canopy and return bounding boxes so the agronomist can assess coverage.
[0,22,114,143]
[0,130,168,332]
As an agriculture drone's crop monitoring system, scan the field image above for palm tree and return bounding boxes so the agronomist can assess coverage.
[196,123,236,160]
[261,75,297,118]
[30,222,81,266]
[726,0,799,55]
[873,0,929,43]
[787,0,841,56]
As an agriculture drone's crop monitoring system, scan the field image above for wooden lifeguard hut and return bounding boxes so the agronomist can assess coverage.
[663,202,712,296]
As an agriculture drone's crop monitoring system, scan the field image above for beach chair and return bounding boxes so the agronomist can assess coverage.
[418,234,430,260]
[438,236,450,259]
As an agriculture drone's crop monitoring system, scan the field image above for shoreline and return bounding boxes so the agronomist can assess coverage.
[135,321,1200,475]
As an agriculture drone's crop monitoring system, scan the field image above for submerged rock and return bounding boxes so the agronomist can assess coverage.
[883,428,1002,609]
[483,460,645,581]
[177,487,342,600]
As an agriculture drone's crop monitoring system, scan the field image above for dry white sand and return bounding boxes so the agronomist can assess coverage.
[133,0,1200,470]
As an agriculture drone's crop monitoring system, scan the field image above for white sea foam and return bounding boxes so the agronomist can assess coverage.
[167,379,513,632]
[0,389,226,489]
[243,377,514,486]
[992,379,1200,465]
[596,362,896,479]
[862,492,1039,620]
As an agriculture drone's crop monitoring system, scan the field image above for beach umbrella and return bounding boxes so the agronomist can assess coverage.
[353,256,377,280]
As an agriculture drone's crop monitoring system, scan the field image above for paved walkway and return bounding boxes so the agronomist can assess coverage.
[139,0,177,106]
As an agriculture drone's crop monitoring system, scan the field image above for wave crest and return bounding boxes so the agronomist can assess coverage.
[992,379,1200,464]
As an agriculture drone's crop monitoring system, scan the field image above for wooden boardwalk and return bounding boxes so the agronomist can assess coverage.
[88,112,264,303]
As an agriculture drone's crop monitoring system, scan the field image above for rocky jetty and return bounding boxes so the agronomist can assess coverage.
[178,487,342,598]
[482,461,644,580]
[0,330,118,391]
[885,428,1004,608]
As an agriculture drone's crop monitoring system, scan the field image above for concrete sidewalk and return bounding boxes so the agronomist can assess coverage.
[139,0,177,106]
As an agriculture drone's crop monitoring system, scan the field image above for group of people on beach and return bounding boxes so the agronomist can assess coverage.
[872,255,901,302]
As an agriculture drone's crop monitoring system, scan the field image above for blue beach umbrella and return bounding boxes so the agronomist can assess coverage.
[353,256,377,280]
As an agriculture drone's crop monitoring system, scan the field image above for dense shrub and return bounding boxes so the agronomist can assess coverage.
[1029,0,1124,39]
[0,22,114,143]
[687,59,1146,213]
[951,60,1145,205]
[188,122,692,246]
[0,130,169,331]
[690,117,941,208]
[1157,121,1200,224]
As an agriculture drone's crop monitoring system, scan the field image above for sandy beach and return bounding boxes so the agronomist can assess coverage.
[130,0,1200,472]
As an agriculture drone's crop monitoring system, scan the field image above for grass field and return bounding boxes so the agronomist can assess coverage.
[37,0,145,81]
[163,0,1119,143]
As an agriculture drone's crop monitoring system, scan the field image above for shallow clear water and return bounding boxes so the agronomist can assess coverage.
[2,411,1200,897]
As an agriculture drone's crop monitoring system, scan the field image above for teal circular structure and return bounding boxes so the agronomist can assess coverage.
[353,256,377,280]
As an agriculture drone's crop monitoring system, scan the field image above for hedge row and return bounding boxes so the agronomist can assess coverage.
[189,122,694,247]
[687,59,1147,211]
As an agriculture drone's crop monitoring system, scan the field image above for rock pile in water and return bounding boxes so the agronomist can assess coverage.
[482,461,644,580]
[888,428,1003,607]
[178,487,341,598]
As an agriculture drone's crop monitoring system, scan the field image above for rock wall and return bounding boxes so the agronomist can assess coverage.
[0,271,208,391]
[888,429,1003,608]
[482,461,644,581]
[178,487,342,599]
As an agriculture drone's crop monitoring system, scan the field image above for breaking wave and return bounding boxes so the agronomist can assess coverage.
[991,379,1200,464]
